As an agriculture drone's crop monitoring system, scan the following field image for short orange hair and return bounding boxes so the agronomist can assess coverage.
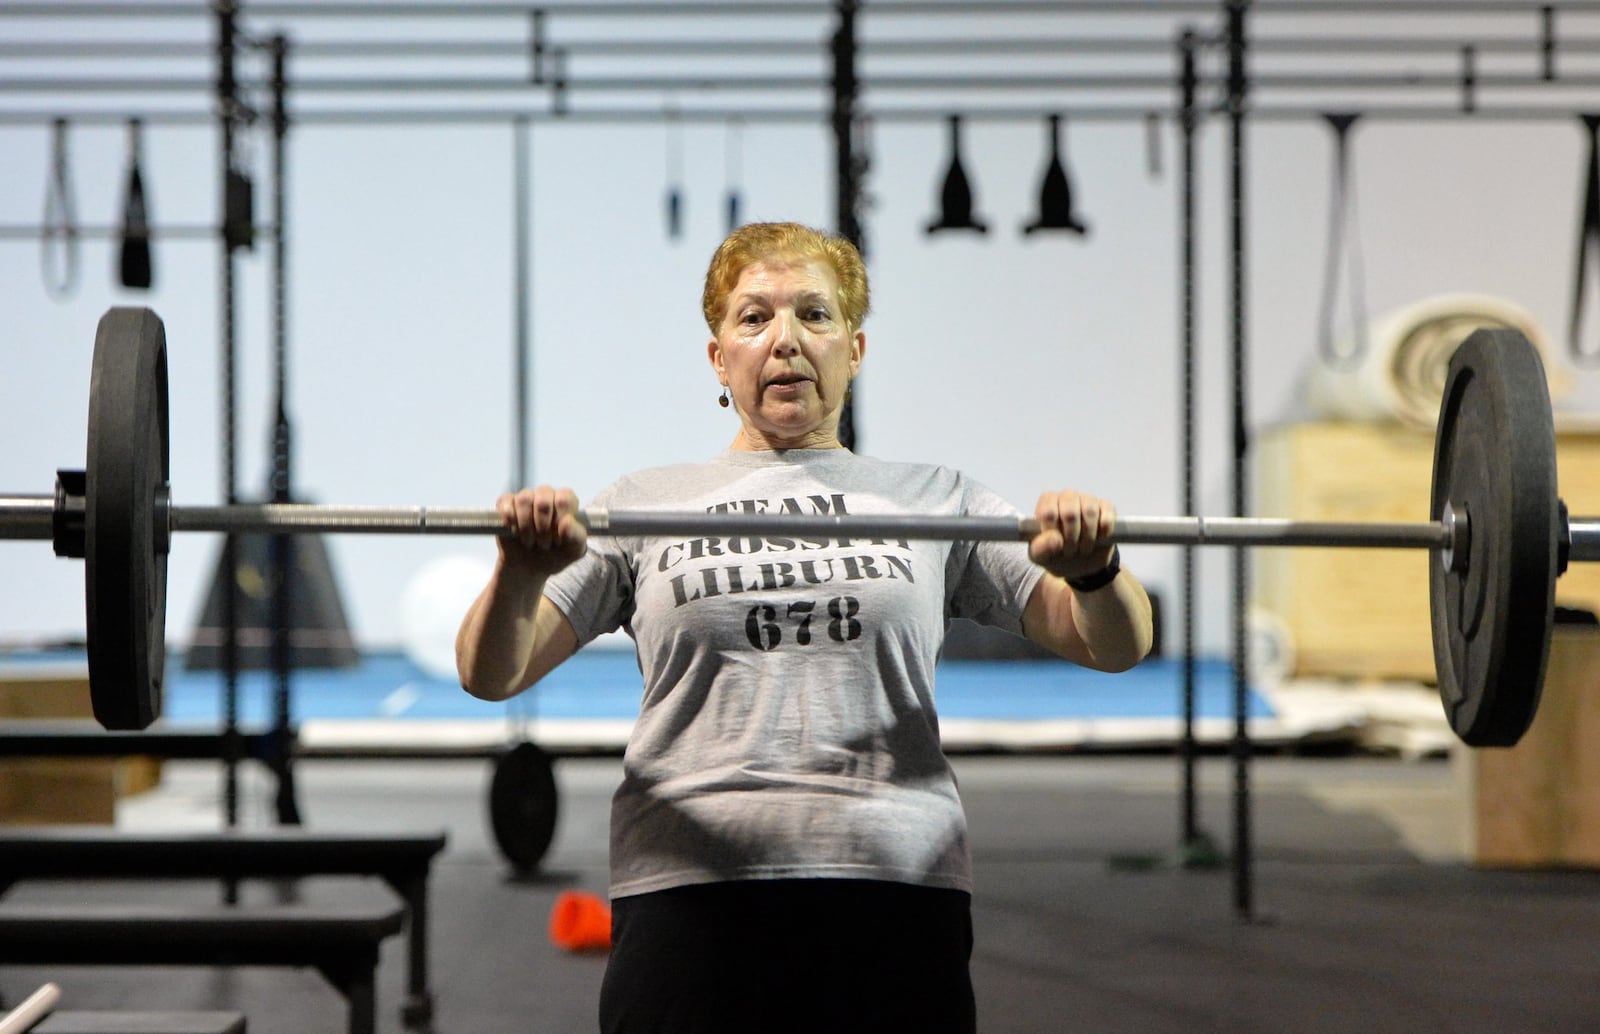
[702,222,870,334]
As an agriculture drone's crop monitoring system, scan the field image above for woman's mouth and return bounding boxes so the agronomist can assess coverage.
[766,373,813,392]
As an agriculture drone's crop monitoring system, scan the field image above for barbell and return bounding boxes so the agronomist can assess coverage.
[2,306,1594,748]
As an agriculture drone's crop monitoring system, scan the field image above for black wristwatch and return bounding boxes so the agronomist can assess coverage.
[1066,545,1121,593]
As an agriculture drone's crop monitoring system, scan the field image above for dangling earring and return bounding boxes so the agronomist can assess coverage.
[718,387,730,408]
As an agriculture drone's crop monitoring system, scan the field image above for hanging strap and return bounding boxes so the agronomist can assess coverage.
[1144,110,1163,180]
[41,118,78,299]
[724,117,742,234]
[1570,113,1600,367]
[119,118,154,289]
[664,103,683,240]
[224,129,256,253]
[1317,112,1368,368]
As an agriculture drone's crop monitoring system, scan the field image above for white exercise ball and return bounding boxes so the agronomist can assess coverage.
[400,554,495,680]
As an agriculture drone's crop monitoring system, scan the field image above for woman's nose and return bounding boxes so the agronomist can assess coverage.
[770,310,802,354]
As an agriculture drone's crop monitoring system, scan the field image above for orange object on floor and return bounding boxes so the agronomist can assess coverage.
[549,890,613,952]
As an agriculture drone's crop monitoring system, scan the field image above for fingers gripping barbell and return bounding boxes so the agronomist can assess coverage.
[2,307,1595,746]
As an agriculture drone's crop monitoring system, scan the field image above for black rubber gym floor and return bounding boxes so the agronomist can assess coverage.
[3,755,1598,1034]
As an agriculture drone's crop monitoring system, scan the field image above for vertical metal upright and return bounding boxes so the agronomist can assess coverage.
[1176,26,1210,864]
[513,116,532,491]
[213,0,243,842]
[268,33,301,826]
[1225,0,1255,921]
[831,0,862,452]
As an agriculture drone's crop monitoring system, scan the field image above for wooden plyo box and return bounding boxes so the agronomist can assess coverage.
[0,670,161,825]
[1457,628,1600,868]
[1253,422,1600,681]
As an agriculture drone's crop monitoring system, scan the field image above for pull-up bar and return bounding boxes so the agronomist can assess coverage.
[5,0,1600,15]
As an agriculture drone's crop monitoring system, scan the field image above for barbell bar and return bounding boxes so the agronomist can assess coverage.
[0,308,1585,749]
[0,497,1520,550]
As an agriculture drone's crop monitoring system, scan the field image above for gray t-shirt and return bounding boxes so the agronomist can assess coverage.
[543,448,1045,898]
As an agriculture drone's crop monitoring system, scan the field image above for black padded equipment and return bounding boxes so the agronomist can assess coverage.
[0,828,446,1029]
[0,901,402,1034]
[489,741,560,871]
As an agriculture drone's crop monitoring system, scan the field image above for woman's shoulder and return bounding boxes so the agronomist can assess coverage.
[593,453,792,504]
[598,461,717,501]
[844,452,970,488]
[855,453,1024,516]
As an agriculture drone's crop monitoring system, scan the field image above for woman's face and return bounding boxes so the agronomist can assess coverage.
[708,256,866,450]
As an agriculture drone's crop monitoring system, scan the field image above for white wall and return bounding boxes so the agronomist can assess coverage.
[3,6,1598,659]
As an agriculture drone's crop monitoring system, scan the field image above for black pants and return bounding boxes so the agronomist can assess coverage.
[599,879,976,1034]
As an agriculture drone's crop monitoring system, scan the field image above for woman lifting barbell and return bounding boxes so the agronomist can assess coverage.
[460,220,1154,1034]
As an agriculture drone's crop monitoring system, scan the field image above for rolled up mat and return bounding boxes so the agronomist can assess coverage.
[1305,293,1568,429]
[0,982,61,1034]
[549,890,612,953]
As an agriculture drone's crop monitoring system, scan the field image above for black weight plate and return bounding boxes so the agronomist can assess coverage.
[86,307,170,730]
[488,742,560,871]
[1429,327,1558,747]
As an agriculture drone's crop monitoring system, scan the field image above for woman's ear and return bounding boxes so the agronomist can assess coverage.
[707,338,727,382]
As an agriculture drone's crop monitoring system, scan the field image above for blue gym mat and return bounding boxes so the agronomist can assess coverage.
[148,650,1272,725]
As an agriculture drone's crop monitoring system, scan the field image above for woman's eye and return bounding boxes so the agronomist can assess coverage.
[805,308,830,321]
[740,311,764,325]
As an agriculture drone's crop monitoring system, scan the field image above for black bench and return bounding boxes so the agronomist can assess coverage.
[36,1011,246,1034]
[0,902,400,1034]
[0,829,447,1027]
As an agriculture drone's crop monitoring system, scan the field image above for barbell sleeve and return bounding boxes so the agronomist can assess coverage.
[1570,518,1600,563]
[0,496,55,540]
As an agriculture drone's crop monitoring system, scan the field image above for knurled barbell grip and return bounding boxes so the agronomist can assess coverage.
[168,504,1455,547]
[583,509,1036,542]
[585,510,1454,548]
[170,504,508,535]
[168,504,1036,541]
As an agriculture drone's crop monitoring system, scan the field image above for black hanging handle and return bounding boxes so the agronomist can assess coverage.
[119,118,154,290]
